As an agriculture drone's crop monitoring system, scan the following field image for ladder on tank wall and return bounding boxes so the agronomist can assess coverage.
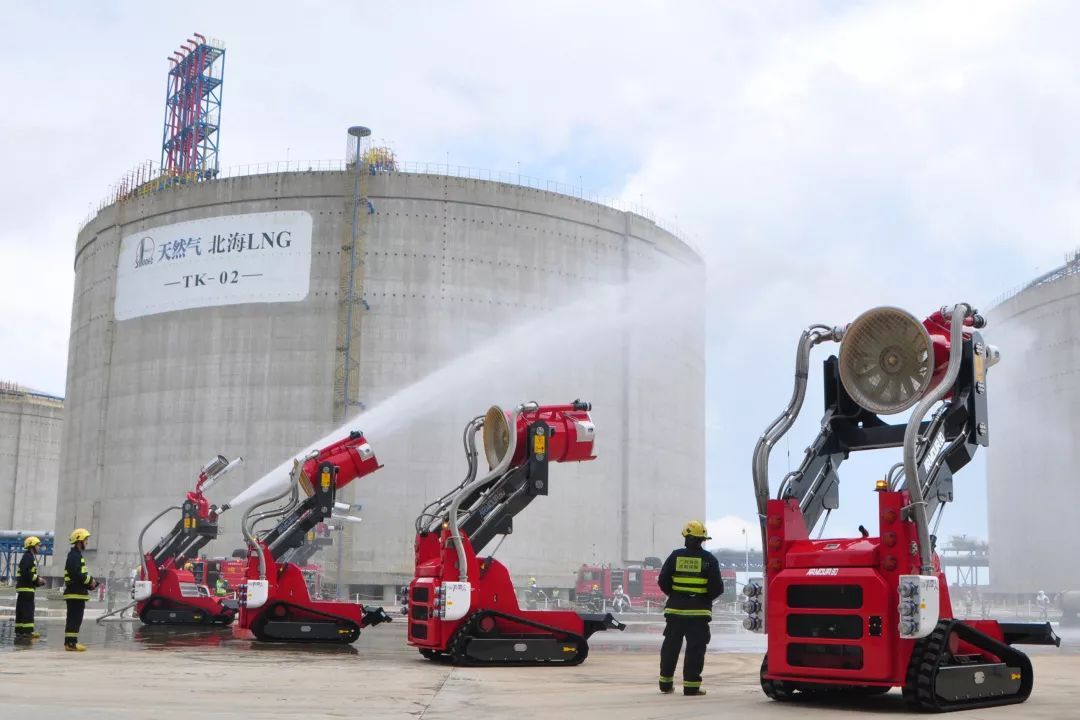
[335,127,374,422]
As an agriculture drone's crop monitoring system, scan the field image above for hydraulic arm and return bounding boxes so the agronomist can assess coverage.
[133,454,244,625]
[408,401,625,666]
[745,304,1058,712]
[237,431,391,644]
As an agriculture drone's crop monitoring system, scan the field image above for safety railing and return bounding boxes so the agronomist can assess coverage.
[79,158,695,249]
[990,253,1080,309]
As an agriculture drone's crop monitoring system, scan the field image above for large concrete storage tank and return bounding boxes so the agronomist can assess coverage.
[0,382,63,531]
[58,154,704,594]
[988,255,1080,593]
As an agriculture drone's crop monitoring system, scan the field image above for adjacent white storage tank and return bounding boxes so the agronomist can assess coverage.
[0,383,63,531]
[988,258,1080,593]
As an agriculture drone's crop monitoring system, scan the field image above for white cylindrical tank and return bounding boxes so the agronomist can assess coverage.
[988,260,1080,593]
[0,383,63,531]
[58,165,705,589]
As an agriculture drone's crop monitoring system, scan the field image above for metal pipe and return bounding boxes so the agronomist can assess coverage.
[200,456,244,495]
[245,482,297,539]
[903,303,970,576]
[95,600,138,625]
[241,461,302,581]
[266,509,314,556]
[798,463,832,514]
[419,416,482,534]
[138,506,182,579]
[752,325,837,559]
[448,404,526,582]
[174,535,207,562]
[921,430,968,499]
[777,468,803,499]
[244,450,315,539]
[335,521,346,600]
[886,463,905,491]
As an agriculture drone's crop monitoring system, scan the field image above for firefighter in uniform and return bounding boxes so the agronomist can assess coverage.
[63,528,98,651]
[15,536,46,640]
[658,520,723,696]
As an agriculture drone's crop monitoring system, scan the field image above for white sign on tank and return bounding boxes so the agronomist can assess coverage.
[114,211,313,321]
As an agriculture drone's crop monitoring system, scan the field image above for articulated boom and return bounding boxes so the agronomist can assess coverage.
[408,401,624,666]
[256,431,379,562]
[237,431,391,644]
[779,309,988,539]
[134,454,243,626]
[748,304,1058,712]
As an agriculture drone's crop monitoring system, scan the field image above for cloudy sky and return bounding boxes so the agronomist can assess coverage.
[3,0,1079,550]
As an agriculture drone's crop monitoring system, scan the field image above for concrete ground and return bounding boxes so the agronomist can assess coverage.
[1,610,1077,720]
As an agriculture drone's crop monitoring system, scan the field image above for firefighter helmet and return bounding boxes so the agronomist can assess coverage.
[24,536,41,549]
[69,528,91,544]
[681,520,711,540]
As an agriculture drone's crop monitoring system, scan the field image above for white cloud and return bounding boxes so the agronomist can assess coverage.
[704,515,761,552]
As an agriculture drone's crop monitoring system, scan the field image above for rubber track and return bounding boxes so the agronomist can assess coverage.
[251,600,360,644]
[448,609,589,666]
[140,596,234,626]
[760,656,796,701]
[903,619,1033,712]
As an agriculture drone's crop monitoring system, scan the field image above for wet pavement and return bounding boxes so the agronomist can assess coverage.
[2,600,1078,719]
[2,598,1076,655]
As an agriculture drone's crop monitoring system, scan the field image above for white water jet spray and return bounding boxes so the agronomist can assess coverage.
[227,259,701,508]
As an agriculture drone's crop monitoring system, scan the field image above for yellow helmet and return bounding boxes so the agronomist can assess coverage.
[681,520,711,540]
[24,536,41,549]
[183,562,194,571]
[69,528,91,544]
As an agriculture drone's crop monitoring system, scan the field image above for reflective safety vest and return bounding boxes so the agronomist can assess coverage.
[660,547,722,620]
[215,578,228,596]
[63,547,94,600]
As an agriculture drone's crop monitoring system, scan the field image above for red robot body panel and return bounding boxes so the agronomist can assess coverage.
[236,431,390,644]
[236,548,364,641]
[495,403,596,466]
[407,401,622,666]
[750,306,1054,712]
[135,455,242,626]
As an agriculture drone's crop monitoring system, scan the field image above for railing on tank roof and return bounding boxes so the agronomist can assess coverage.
[78,159,698,251]
[990,249,1080,309]
[0,381,64,404]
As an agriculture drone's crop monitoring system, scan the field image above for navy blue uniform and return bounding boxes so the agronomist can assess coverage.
[63,547,96,647]
[657,546,723,693]
[15,550,43,637]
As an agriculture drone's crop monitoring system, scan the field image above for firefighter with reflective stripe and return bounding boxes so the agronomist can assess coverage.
[63,528,98,651]
[15,536,46,640]
[657,520,723,696]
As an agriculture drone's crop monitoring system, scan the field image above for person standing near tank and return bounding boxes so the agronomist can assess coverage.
[14,536,46,641]
[63,529,98,651]
[657,521,724,696]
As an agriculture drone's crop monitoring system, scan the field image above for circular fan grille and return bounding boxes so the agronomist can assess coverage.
[839,307,933,415]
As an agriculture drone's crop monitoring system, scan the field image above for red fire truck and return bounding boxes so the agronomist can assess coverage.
[575,562,736,608]
[575,563,665,604]
[191,557,325,597]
